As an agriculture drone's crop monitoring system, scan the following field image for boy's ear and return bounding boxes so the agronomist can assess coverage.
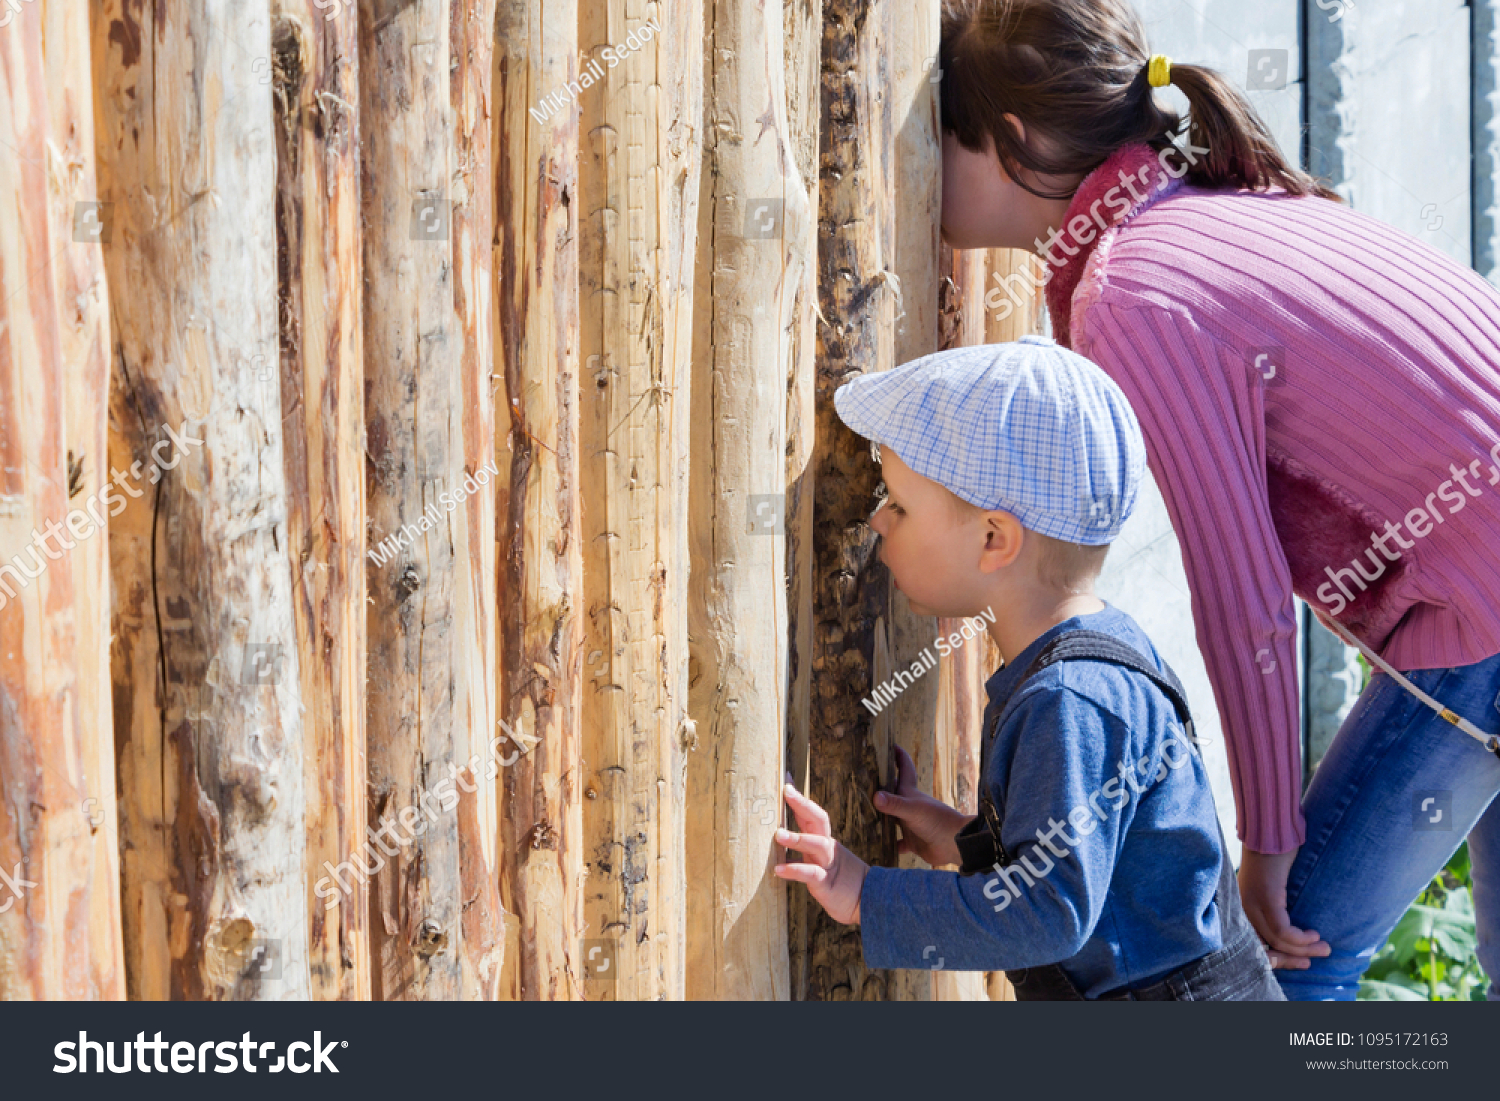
[977,511,1023,573]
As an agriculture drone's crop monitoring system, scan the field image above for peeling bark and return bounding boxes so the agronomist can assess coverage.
[359,0,497,1001]
[92,0,312,1000]
[782,0,822,1005]
[493,0,585,1002]
[804,0,894,1002]
[449,0,505,1003]
[269,0,369,1002]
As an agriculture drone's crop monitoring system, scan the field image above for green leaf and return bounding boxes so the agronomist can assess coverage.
[1443,887,1474,918]
[1446,841,1472,885]
[1383,907,1429,963]
[1360,857,1492,1001]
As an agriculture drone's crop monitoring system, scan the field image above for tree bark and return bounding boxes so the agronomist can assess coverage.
[803,0,895,1001]
[268,0,369,1002]
[92,0,311,1000]
[685,0,814,1000]
[577,0,703,1001]
[358,0,499,1001]
[492,0,584,1001]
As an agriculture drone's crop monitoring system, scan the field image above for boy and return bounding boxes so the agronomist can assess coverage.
[773,336,1284,1000]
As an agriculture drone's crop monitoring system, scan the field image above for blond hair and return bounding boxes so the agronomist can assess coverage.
[945,488,1110,594]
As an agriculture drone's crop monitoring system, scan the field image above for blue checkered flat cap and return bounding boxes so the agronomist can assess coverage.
[832,336,1146,545]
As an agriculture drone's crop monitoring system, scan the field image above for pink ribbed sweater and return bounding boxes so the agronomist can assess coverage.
[1049,143,1500,853]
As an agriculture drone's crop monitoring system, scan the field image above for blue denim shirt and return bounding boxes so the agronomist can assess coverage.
[859,603,1227,997]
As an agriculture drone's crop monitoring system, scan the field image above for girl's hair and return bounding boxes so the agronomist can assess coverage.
[939,0,1340,201]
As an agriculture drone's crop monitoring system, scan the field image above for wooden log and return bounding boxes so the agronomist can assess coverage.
[782,0,822,1004]
[929,607,991,1002]
[449,0,505,1003]
[685,0,815,1001]
[984,249,1044,344]
[46,0,127,999]
[493,0,585,1001]
[0,2,122,1000]
[268,0,369,1002]
[578,0,703,1001]
[90,0,167,999]
[91,0,312,1000]
[803,0,895,1000]
[882,0,943,1004]
[359,0,499,1001]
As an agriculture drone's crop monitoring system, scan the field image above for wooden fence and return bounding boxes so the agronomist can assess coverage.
[0,0,1040,1000]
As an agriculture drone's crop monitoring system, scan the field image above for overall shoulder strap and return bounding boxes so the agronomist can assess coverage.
[956,628,1198,877]
[1018,630,1195,740]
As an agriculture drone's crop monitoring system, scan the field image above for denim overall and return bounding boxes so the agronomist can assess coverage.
[953,630,1285,1001]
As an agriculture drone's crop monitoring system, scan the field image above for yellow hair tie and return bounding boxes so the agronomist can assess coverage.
[1147,54,1172,88]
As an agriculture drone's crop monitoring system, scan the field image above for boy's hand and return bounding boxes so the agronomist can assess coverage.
[873,745,970,868]
[774,776,868,925]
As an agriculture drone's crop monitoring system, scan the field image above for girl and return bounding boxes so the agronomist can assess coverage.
[936,0,1500,999]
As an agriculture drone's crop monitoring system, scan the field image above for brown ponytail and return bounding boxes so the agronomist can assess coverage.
[939,0,1340,201]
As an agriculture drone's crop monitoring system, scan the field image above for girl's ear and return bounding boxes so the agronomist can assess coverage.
[1002,112,1028,149]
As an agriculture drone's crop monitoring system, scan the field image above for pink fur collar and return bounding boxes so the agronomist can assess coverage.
[1043,142,1184,347]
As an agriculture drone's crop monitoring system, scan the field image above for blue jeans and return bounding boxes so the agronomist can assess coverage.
[1277,650,1500,1000]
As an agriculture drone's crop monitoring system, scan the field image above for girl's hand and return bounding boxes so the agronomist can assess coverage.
[774,776,868,925]
[872,745,970,868]
[1238,847,1330,969]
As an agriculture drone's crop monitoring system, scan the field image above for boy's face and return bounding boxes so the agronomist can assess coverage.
[867,446,1008,618]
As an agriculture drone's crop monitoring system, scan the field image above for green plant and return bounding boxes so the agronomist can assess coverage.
[1360,842,1491,1000]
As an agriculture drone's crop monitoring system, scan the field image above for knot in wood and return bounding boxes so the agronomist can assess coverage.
[398,565,421,598]
[414,918,448,958]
